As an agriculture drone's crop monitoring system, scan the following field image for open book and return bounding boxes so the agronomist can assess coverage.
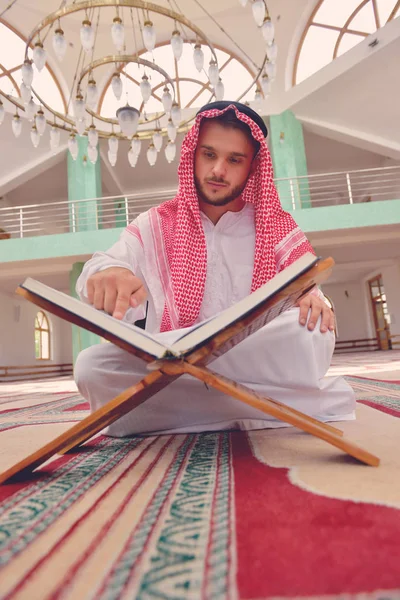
[1,252,380,481]
[17,252,322,362]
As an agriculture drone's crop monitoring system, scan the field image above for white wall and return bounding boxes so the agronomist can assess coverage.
[321,281,371,340]
[0,291,73,367]
[303,130,389,174]
[6,160,69,208]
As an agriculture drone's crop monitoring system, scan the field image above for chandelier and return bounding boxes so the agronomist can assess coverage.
[0,0,277,168]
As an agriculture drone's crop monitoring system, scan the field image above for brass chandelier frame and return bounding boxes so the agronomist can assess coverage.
[15,0,267,141]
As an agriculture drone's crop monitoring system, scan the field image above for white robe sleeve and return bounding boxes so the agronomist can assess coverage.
[76,228,147,324]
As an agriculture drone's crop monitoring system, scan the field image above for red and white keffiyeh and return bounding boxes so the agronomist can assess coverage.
[128,104,314,332]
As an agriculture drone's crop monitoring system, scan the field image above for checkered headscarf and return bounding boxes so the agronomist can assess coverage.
[130,104,314,332]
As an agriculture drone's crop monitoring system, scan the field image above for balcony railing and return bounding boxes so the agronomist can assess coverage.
[0,166,399,239]
[275,165,400,210]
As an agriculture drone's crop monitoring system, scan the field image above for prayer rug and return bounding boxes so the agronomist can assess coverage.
[0,376,399,599]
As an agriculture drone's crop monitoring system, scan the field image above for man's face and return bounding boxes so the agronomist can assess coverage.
[194,120,256,209]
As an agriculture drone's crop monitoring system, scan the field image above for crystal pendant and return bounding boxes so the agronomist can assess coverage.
[142,20,156,52]
[252,0,265,26]
[153,129,163,152]
[128,146,139,167]
[53,27,67,61]
[162,86,173,113]
[108,134,119,154]
[254,89,263,106]
[12,114,22,138]
[261,74,270,96]
[108,150,117,166]
[68,133,78,160]
[88,144,98,164]
[111,16,125,51]
[238,0,247,6]
[208,60,219,87]
[215,78,224,101]
[80,19,95,52]
[33,42,47,72]
[140,74,152,103]
[261,17,275,44]
[147,143,157,166]
[88,124,98,147]
[76,119,86,136]
[25,98,38,122]
[267,41,278,63]
[265,61,277,81]
[171,103,181,127]
[111,73,123,101]
[131,135,141,156]
[193,44,204,72]
[74,93,86,120]
[35,108,47,135]
[167,118,177,142]
[86,78,98,108]
[116,104,140,137]
[50,125,60,152]
[21,59,34,87]
[0,101,4,125]
[20,82,31,104]
[171,30,183,61]
[31,125,40,147]
[165,140,176,163]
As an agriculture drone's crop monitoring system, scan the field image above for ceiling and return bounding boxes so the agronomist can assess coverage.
[0,0,399,198]
[0,0,399,199]
[0,0,399,292]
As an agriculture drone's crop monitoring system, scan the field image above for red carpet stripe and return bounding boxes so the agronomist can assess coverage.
[232,431,400,598]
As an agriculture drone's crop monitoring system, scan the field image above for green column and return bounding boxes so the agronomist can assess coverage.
[69,262,102,364]
[67,136,103,232]
[268,110,311,210]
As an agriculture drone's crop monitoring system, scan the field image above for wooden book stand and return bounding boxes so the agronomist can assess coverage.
[0,259,380,485]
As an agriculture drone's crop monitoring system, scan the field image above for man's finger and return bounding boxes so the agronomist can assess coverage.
[319,305,331,333]
[130,285,147,308]
[93,283,105,311]
[113,289,132,319]
[329,309,335,332]
[298,296,311,326]
[307,302,321,331]
[87,278,95,304]
[104,287,118,315]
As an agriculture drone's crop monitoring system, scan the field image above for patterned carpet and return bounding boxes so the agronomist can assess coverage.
[0,370,399,599]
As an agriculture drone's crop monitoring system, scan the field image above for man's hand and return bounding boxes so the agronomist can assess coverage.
[296,293,334,333]
[86,267,147,320]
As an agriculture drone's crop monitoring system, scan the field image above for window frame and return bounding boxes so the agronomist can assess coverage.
[34,310,51,361]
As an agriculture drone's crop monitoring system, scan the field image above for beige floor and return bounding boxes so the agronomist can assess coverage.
[328,348,400,380]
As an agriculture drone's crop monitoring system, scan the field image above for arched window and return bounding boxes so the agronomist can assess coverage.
[98,43,257,119]
[0,19,66,112]
[35,311,51,360]
[294,0,400,85]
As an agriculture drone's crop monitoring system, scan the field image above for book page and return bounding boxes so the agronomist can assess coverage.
[20,279,173,360]
[171,253,318,354]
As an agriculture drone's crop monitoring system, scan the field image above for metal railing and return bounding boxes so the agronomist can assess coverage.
[0,166,399,239]
[275,165,400,210]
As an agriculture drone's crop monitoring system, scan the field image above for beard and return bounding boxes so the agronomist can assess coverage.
[194,175,247,207]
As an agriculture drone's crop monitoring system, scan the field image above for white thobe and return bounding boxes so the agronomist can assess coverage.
[75,204,355,436]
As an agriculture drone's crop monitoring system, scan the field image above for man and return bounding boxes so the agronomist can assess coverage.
[74,101,355,436]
